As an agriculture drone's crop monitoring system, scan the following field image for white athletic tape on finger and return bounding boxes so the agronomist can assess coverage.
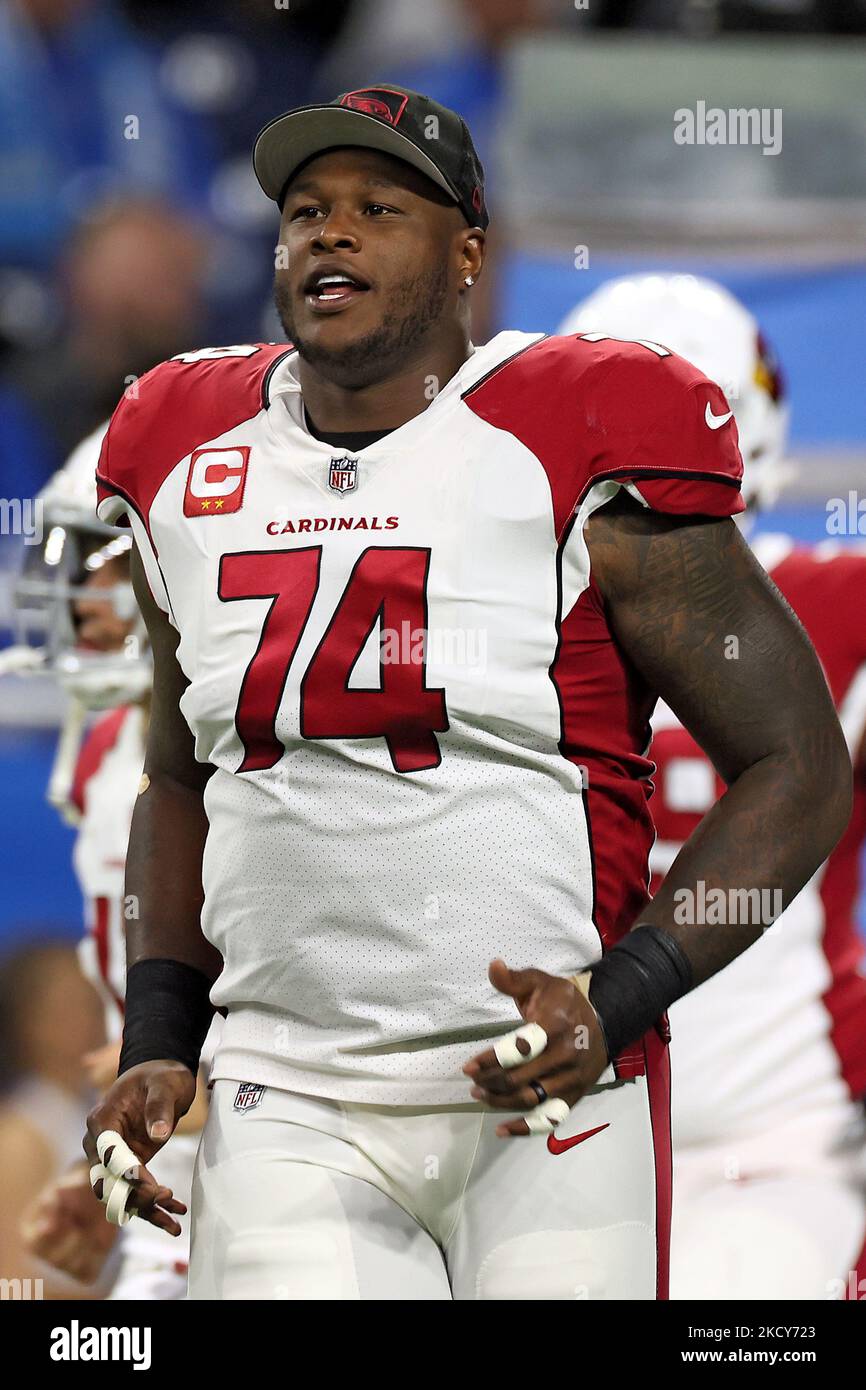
[102,1171,135,1226]
[524,1098,569,1134]
[90,1163,135,1226]
[96,1129,140,1179]
[493,1022,548,1070]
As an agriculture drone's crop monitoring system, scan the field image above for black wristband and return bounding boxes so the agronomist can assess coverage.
[588,925,693,1060]
[119,959,215,1078]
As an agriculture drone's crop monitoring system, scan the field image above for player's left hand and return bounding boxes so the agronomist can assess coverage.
[462,959,609,1137]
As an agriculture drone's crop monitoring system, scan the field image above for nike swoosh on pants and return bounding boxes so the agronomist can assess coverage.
[547,1122,610,1155]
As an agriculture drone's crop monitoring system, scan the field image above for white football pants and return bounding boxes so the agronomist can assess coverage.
[188,1045,670,1300]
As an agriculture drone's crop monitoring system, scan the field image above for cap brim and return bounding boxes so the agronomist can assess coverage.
[253,105,460,210]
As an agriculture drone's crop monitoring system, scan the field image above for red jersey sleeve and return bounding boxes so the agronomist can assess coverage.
[574,337,744,517]
[463,333,744,539]
[95,344,294,535]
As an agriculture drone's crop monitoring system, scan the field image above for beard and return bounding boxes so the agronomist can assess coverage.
[273,258,450,389]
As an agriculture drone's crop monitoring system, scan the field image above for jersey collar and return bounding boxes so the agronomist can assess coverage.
[264,331,544,459]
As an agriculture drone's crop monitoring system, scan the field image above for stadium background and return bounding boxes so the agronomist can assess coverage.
[0,0,863,1112]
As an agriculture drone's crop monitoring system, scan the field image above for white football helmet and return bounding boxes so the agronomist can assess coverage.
[557,274,791,512]
[8,424,151,821]
[12,423,151,709]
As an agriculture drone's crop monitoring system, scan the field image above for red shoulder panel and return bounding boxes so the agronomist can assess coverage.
[463,334,744,539]
[95,344,293,537]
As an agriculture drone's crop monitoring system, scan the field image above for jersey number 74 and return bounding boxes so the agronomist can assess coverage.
[218,546,448,774]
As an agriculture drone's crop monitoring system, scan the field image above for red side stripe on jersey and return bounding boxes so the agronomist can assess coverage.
[550,552,657,949]
[91,896,125,1015]
[92,897,124,1014]
[70,707,130,816]
[644,1025,672,1301]
[93,895,111,993]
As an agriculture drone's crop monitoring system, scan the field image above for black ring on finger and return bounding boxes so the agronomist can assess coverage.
[529,1080,548,1105]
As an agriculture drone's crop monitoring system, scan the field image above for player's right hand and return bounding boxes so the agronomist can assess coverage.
[83,1060,196,1234]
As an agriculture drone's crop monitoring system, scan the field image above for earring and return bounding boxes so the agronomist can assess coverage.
[464,275,475,287]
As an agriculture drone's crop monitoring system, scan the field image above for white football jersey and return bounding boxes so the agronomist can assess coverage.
[96,331,743,1104]
[72,704,145,1032]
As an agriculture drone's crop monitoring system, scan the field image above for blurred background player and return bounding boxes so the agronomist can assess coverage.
[5,198,208,478]
[0,939,109,1297]
[9,426,212,1299]
[560,274,866,1300]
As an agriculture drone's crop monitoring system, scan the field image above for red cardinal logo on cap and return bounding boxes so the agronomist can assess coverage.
[340,89,409,127]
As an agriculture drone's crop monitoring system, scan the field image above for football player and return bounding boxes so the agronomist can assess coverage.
[560,274,866,1300]
[84,87,850,1300]
[13,427,211,1299]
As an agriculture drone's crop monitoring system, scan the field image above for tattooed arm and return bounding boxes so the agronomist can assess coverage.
[586,491,853,985]
[464,492,851,1130]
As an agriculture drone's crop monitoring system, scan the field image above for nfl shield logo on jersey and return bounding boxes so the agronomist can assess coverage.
[234,1082,266,1112]
[328,456,357,494]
